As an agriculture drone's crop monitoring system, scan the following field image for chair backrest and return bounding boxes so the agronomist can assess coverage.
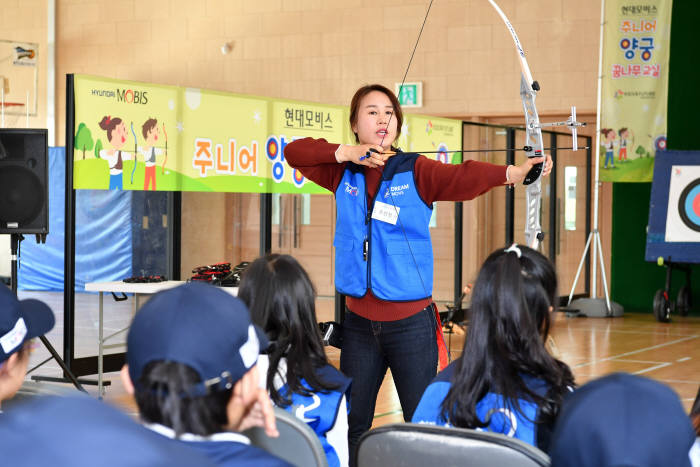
[356,423,550,467]
[244,406,329,467]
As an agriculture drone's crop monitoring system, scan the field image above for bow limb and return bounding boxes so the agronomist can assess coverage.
[161,123,168,175]
[488,0,546,249]
[130,122,138,185]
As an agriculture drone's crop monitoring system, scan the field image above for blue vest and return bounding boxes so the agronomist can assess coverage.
[280,365,351,467]
[411,360,552,450]
[333,153,433,301]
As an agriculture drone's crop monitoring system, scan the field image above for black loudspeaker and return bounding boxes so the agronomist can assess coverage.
[0,129,49,236]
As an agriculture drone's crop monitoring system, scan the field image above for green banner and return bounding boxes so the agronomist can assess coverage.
[399,115,463,164]
[72,74,462,193]
[600,1,672,182]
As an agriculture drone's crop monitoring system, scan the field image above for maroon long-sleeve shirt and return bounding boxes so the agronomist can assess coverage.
[284,137,508,322]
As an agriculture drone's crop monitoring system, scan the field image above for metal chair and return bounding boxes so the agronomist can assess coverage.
[356,423,550,467]
[244,406,329,467]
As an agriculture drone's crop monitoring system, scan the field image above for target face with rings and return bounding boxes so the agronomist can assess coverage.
[665,166,700,242]
[678,178,700,232]
[654,135,667,152]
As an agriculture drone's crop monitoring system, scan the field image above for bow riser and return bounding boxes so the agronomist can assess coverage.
[520,75,546,159]
[519,74,545,249]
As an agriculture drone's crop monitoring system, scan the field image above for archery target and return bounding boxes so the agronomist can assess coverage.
[665,165,700,242]
[654,136,667,152]
[436,144,449,164]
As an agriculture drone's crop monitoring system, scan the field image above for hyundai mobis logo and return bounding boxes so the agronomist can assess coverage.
[90,87,149,104]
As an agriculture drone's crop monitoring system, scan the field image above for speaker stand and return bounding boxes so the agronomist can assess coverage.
[9,233,87,393]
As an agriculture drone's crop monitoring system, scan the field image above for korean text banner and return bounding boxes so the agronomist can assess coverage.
[73,74,350,194]
[600,0,672,182]
[73,75,464,193]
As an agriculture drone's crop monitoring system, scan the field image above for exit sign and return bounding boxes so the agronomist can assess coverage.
[395,82,423,108]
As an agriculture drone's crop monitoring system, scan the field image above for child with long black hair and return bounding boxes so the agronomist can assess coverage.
[412,244,574,451]
[238,254,351,467]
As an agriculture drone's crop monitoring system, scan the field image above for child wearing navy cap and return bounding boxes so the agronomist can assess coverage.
[549,373,697,467]
[0,284,55,407]
[238,254,352,467]
[121,282,291,467]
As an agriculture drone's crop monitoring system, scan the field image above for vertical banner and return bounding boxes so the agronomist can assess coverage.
[600,0,672,182]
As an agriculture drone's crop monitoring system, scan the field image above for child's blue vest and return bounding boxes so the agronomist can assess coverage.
[412,361,551,449]
[280,365,351,467]
[333,153,433,301]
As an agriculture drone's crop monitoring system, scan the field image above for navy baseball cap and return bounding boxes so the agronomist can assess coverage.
[0,284,54,363]
[0,395,216,466]
[127,282,268,395]
[549,372,696,467]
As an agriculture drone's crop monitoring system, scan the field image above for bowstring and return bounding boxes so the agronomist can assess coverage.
[378,0,435,302]
[380,0,434,150]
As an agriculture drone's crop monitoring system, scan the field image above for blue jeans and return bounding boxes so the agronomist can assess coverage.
[340,306,438,460]
[604,151,614,168]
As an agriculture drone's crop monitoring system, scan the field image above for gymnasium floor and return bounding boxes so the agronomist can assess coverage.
[19,292,700,425]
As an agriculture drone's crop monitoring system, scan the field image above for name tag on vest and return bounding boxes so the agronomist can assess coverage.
[372,201,400,225]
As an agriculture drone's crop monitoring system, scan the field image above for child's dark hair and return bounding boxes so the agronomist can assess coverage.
[441,245,574,429]
[142,118,158,139]
[237,254,339,407]
[133,360,231,437]
[98,115,122,142]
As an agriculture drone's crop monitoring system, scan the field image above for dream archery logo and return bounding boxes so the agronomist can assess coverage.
[386,183,409,198]
[345,182,359,196]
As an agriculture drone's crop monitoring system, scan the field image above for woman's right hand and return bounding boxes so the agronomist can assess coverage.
[336,144,388,168]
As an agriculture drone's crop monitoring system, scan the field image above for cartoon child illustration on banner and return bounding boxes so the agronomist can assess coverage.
[140,118,165,190]
[98,116,133,190]
[618,127,633,163]
[601,128,617,169]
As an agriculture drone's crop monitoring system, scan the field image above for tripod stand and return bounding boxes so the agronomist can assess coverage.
[10,233,86,393]
[565,0,622,318]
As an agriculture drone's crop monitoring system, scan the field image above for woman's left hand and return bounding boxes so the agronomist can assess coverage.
[506,154,553,185]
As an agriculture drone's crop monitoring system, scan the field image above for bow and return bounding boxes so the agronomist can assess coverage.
[386,0,584,251]
[486,0,585,248]
[161,122,168,175]
[377,0,585,331]
[130,121,138,185]
[380,145,588,156]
